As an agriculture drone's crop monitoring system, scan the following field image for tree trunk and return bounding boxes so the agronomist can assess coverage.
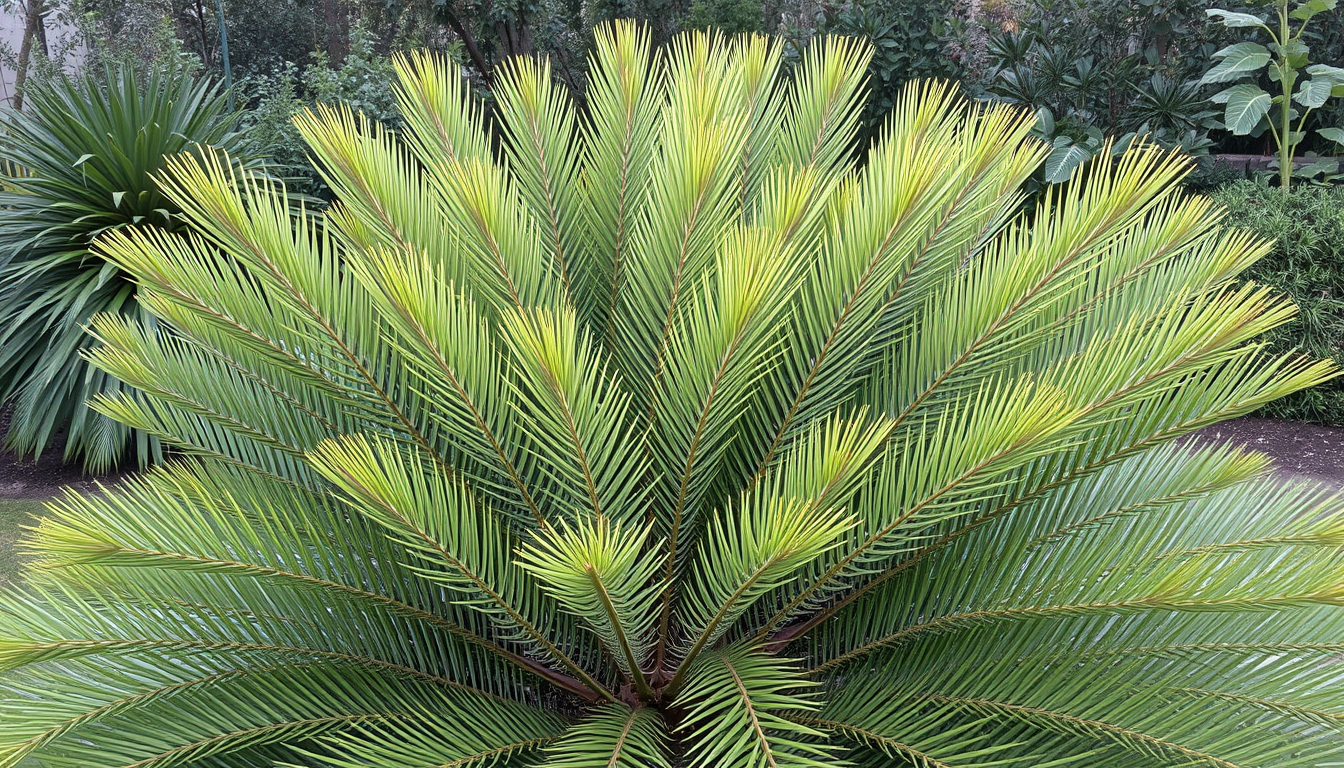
[194,0,213,66]
[12,0,47,111]
[436,5,493,84]
[324,0,348,62]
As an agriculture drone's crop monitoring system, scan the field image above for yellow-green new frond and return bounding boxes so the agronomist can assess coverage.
[676,416,886,672]
[517,517,664,690]
[542,704,671,768]
[615,29,755,400]
[494,55,584,305]
[391,49,492,167]
[500,305,648,524]
[578,20,663,344]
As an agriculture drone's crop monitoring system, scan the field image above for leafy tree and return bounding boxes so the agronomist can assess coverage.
[0,65,255,470]
[4,23,1344,767]
[684,0,764,35]
[1204,0,1344,188]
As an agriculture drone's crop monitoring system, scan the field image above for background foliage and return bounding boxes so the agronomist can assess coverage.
[20,0,1344,165]
[4,0,1344,459]
[1215,180,1344,423]
[236,22,400,199]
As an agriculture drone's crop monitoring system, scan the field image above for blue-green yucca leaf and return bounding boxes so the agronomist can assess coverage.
[0,64,259,470]
[4,20,1344,768]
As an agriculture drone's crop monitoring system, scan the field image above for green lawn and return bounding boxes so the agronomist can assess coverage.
[0,498,46,587]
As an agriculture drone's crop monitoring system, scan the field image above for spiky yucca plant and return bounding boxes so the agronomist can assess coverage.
[0,65,253,470]
[4,23,1344,767]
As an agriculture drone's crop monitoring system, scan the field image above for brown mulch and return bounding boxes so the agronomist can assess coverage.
[1193,417,1344,491]
[0,407,127,501]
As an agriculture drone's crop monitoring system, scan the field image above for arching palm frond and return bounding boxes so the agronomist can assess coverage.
[2,22,1343,768]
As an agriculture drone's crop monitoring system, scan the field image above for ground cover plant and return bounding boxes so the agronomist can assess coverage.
[2,23,1344,768]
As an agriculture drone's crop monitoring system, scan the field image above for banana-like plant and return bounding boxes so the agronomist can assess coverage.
[4,23,1344,768]
[0,65,254,471]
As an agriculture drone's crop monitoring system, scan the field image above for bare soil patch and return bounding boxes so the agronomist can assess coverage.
[0,406,127,500]
[1193,417,1344,490]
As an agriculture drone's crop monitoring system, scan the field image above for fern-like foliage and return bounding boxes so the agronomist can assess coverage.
[0,65,256,470]
[4,23,1344,767]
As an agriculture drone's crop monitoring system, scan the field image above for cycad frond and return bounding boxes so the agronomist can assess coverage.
[3,21,1344,768]
[674,646,834,768]
[544,704,671,767]
[518,515,664,694]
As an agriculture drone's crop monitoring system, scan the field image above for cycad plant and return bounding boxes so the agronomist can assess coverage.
[5,23,1344,767]
[0,65,253,470]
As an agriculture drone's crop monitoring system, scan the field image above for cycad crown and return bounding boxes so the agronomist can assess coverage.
[3,22,1344,768]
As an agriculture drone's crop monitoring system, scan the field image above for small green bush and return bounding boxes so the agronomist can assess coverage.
[1214,180,1344,424]
[237,23,401,201]
[683,0,764,34]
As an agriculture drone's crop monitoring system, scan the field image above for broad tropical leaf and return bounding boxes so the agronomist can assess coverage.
[2,22,1343,768]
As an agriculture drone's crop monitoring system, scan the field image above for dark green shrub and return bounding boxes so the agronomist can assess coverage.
[684,0,765,34]
[1214,180,1344,424]
[974,0,1222,182]
[821,0,964,148]
[0,65,257,470]
[237,24,401,201]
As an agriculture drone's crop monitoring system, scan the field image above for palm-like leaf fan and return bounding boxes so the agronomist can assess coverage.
[0,65,255,470]
[3,24,1344,768]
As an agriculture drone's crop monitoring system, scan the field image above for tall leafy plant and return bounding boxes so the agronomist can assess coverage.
[3,24,1344,768]
[977,0,1219,184]
[1204,0,1344,188]
[0,65,254,470]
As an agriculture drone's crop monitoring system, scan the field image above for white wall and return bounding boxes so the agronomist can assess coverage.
[0,5,85,107]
